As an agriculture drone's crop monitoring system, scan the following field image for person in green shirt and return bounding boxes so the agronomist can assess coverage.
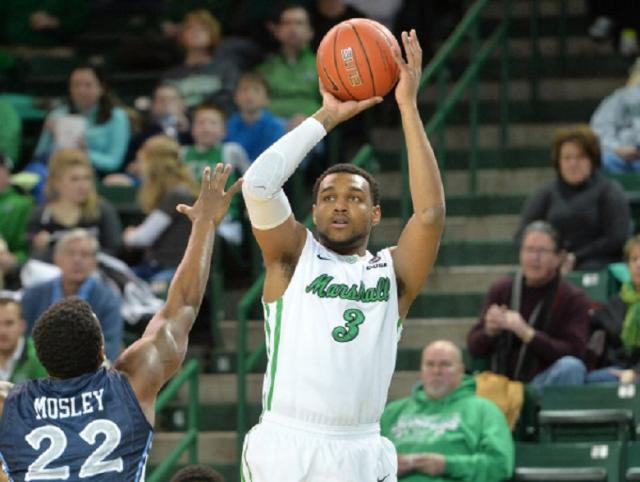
[257,4,321,129]
[381,340,514,482]
[0,297,46,384]
[182,103,249,246]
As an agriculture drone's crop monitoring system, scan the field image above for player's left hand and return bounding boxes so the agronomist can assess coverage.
[315,80,383,131]
[176,164,243,226]
[392,29,422,108]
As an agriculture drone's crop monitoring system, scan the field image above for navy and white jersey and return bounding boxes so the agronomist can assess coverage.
[0,367,153,482]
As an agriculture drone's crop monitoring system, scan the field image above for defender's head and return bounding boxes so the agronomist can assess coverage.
[32,298,104,379]
[170,464,226,482]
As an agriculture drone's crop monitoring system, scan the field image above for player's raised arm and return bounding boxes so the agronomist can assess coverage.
[242,82,382,300]
[391,30,446,318]
[115,165,241,422]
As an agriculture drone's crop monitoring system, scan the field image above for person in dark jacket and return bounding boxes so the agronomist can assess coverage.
[516,124,630,271]
[468,221,590,389]
[587,234,640,383]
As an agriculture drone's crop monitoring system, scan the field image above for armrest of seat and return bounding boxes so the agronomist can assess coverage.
[538,409,633,425]
[514,467,607,481]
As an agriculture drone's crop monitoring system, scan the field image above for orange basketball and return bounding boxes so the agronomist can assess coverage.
[317,18,400,101]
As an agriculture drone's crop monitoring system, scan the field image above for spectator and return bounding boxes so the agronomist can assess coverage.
[587,234,640,384]
[162,9,240,112]
[33,64,131,177]
[587,1,640,55]
[0,100,21,163]
[0,0,87,46]
[346,0,403,29]
[0,154,33,289]
[257,4,321,130]
[516,124,630,271]
[381,340,514,481]
[27,148,122,263]
[183,104,248,246]
[21,229,124,363]
[590,60,640,173]
[309,0,366,49]
[123,135,198,290]
[225,72,286,162]
[468,221,590,389]
[0,297,46,383]
[170,464,226,482]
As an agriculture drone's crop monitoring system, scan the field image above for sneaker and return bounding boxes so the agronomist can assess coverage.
[620,29,639,56]
[589,16,613,39]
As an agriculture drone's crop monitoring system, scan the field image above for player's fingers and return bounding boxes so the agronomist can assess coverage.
[357,96,383,112]
[176,203,191,216]
[390,44,408,72]
[211,163,226,189]
[410,29,423,66]
[403,30,418,69]
[200,166,211,192]
[226,177,244,197]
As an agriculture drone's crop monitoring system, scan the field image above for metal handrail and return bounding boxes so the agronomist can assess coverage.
[147,359,200,482]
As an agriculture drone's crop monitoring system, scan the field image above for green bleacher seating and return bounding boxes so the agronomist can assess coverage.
[538,384,638,443]
[626,442,640,481]
[564,269,614,305]
[514,442,623,482]
[97,183,143,225]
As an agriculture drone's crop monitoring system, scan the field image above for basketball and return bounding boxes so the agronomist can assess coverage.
[316,18,401,101]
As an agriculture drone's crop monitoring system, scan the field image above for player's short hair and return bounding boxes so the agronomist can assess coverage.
[312,163,380,206]
[521,220,564,253]
[32,298,104,379]
[170,464,225,482]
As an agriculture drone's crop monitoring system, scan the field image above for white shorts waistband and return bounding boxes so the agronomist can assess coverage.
[261,411,380,439]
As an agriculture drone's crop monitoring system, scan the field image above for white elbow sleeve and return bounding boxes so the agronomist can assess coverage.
[242,183,292,230]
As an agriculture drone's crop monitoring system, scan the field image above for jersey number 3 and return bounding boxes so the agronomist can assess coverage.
[332,308,365,342]
[25,419,123,480]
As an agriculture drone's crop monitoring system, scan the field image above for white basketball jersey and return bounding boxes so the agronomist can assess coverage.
[261,230,401,426]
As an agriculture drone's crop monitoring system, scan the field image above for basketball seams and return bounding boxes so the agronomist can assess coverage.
[367,21,400,84]
[347,21,376,98]
[331,25,358,101]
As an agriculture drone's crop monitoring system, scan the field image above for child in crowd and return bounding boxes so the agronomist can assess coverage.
[182,103,249,246]
[225,72,286,162]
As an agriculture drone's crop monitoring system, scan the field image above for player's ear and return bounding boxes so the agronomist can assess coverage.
[371,205,381,226]
[312,204,318,226]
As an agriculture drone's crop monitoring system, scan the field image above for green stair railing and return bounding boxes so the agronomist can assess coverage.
[147,359,200,482]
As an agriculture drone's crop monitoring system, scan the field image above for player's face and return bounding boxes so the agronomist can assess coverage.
[234,80,268,114]
[276,7,313,50]
[69,68,103,112]
[519,231,561,287]
[421,343,463,400]
[312,173,380,254]
[628,244,640,290]
[54,165,93,205]
[0,303,26,355]
[192,109,225,148]
[55,238,98,285]
[558,140,593,186]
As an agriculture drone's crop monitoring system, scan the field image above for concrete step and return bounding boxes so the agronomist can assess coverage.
[372,123,562,150]
[424,265,515,292]
[371,214,520,244]
[149,431,236,466]
[378,168,553,197]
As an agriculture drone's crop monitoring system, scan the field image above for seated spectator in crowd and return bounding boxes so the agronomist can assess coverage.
[170,464,226,482]
[21,229,124,363]
[590,60,640,172]
[123,136,198,290]
[309,0,366,49]
[0,0,87,46]
[0,297,46,383]
[105,82,193,187]
[162,9,240,113]
[587,234,640,384]
[258,4,321,130]
[225,72,286,162]
[183,104,248,246]
[381,340,514,481]
[468,221,590,389]
[27,148,122,263]
[516,124,629,271]
[0,100,21,163]
[0,154,33,289]
[33,64,131,178]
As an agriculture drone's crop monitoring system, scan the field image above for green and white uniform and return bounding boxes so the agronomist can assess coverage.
[242,230,401,481]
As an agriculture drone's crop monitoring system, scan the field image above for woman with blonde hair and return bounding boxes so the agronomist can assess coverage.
[27,148,122,262]
[123,135,198,287]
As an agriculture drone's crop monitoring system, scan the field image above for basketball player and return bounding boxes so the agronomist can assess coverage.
[241,30,444,481]
[0,165,242,481]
